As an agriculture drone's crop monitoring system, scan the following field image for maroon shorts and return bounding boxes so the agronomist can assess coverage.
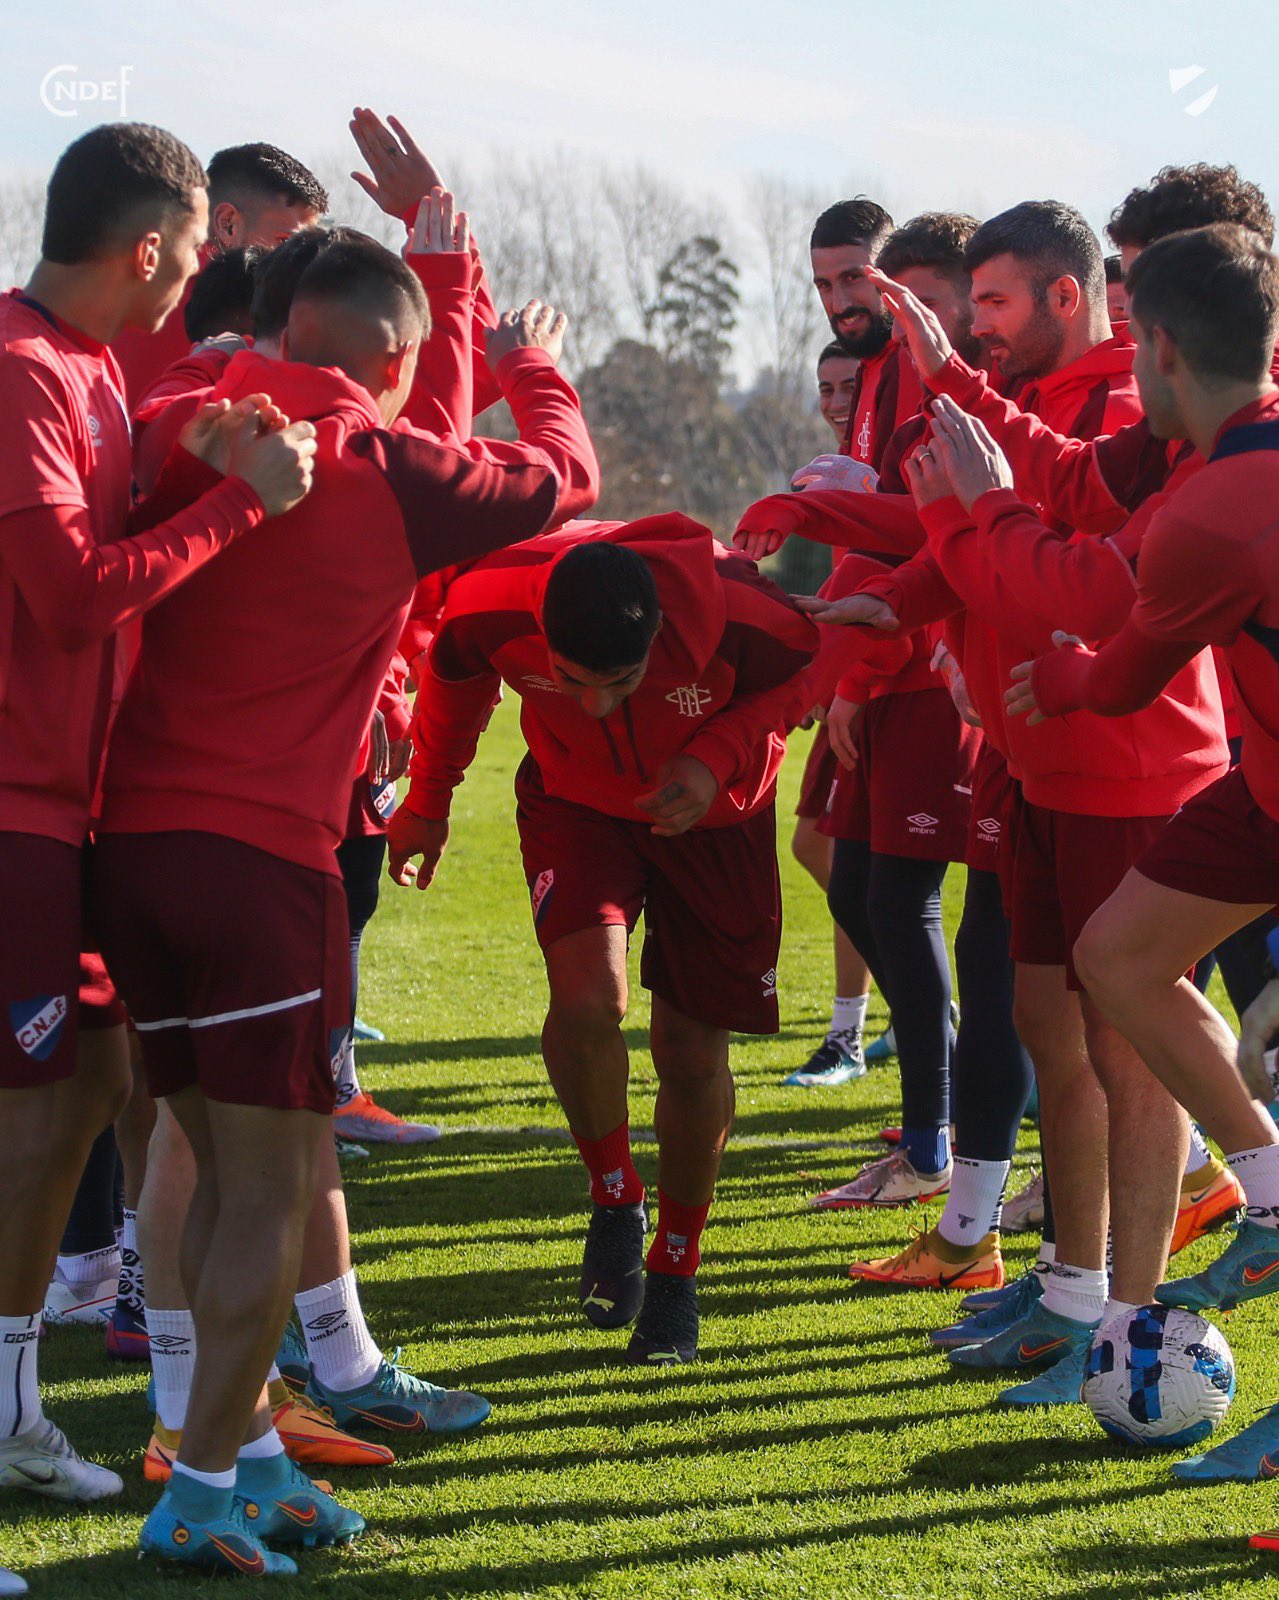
[514,758,781,1035]
[1136,767,1279,909]
[965,741,1020,908]
[91,832,350,1113]
[794,728,838,820]
[819,687,979,861]
[1008,794,1171,988]
[0,832,81,1088]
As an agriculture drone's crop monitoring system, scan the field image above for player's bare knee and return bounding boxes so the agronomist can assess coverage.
[547,979,627,1038]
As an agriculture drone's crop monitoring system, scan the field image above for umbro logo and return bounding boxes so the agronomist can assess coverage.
[305,1311,348,1331]
[665,684,712,717]
[907,812,938,834]
[976,817,1001,837]
[761,968,777,997]
[149,1334,191,1351]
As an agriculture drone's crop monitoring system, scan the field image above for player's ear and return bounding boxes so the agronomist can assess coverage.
[211,201,241,248]
[1150,324,1179,377]
[1051,275,1083,320]
[132,232,163,282]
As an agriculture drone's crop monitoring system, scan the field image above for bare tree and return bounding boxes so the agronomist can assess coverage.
[743,173,829,399]
[0,178,47,288]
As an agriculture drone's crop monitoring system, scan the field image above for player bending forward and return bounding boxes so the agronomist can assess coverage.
[389,518,818,1363]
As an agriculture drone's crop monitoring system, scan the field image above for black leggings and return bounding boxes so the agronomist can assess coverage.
[828,840,951,1129]
[337,833,387,1020]
[60,1125,122,1256]
[952,868,1034,1161]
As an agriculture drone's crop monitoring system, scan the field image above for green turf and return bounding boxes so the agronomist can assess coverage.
[4,705,1276,1598]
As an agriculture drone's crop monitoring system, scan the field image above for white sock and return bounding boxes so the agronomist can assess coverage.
[173,1461,236,1490]
[1100,1296,1141,1328]
[0,1314,42,1436]
[267,1363,281,1384]
[237,1428,285,1460]
[55,1243,121,1287]
[1185,1125,1213,1176]
[1227,1144,1279,1227]
[936,1156,1010,1248]
[295,1270,381,1392]
[1040,1261,1108,1324]
[117,1209,144,1310]
[147,1307,196,1429]
[334,1037,361,1109]
[1035,1240,1056,1275]
[828,994,868,1043]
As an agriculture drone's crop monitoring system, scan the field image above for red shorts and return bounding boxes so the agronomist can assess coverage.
[1008,794,1171,988]
[794,728,837,820]
[514,758,781,1035]
[819,687,979,861]
[0,832,81,1088]
[965,741,1020,909]
[91,832,350,1113]
[1136,767,1279,909]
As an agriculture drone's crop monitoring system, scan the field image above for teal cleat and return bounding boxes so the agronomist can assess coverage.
[139,1478,297,1576]
[276,1319,310,1392]
[1156,1218,1279,1313]
[960,1266,1044,1315]
[932,1269,1045,1348]
[307,1350,490,1435]
[948,1301,1097,1371]
[1173,1401,1279,1482]
[999,1343,1087,1406]
[864,1025,897,1065]
[236,1452,364,1548]
[783,1037,866,1087]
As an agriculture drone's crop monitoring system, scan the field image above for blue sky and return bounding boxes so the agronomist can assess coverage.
[2,0,1275,252]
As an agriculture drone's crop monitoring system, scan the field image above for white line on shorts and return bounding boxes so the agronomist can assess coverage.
[134,988,322,1033]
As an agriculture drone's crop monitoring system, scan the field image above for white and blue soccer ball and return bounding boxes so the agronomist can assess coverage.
[1082,1303,1235,1449]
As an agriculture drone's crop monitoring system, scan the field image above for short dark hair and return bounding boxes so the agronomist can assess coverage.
[965,200,1105,304]
[1127,223,1279,385]
[289,236,429,346]
[205,143,328,216]
[1104,253,1124,285]
[42,123,206,264]
[184,246,262,341]
[817,340,853,369]
[810,198,894,256]
[542,542,661,672]
[251,224,365,341]
[1109,164,1274,250]
[877,211,981,285]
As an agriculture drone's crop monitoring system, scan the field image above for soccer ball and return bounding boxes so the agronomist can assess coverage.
[1082,1303,1235,1449]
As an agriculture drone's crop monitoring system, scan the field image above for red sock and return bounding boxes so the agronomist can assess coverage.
[646,1189,710,1277]
[571,1121,644,1206]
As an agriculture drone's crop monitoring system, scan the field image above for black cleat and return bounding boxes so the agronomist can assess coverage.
[626,1271,699,1365]
[580,1202,647,1328]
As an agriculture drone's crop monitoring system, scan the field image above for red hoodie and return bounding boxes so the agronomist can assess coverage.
[842,340,923,470]
[99,345,598,874]
[405,516,818,829]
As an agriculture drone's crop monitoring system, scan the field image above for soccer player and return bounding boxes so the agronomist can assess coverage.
[388,519,818,1364]
[0,122,317,1516]
[1005,223,1279,1482]
[817,341,860,440]
[1104,255,1127,323]
[92,235,597,1573]
[111,142,327,410]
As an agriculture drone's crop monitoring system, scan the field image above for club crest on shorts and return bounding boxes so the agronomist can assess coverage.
[9,993,68,1061]
[531,868,555,923]
[665,684,712,717]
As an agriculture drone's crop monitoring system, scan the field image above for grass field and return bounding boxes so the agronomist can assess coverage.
[5,702,1279,1598]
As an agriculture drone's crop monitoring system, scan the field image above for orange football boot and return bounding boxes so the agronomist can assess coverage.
[1172,1158,1245,1256]
[849,1226,1005,1291]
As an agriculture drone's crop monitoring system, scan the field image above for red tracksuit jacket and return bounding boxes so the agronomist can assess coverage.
[405,516,818,829]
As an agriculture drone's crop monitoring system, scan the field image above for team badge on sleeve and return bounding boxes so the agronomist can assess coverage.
[10,993,69,1060]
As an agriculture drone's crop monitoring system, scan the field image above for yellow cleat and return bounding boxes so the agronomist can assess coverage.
[849,1226,1005,1291]
[1172,1158,1245,1256]
[143,1419,181,1484]
[269,1382,395,1470]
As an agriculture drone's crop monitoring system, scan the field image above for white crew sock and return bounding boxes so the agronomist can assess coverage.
[147,1307,196,1429]
[1185,1125,1214,1176]
[117,1209,144,1310]
[0,1314,42,1436]
[173,1462,236,1490]
[55,1243,120,1288]
[936,1156,1010,1248]
[1100,1297,1141,1328]
[828,994,868,1044]
[295,1270,381,1392]
[1227,1144,1279,1227]
[334,1037,361,1109]
[237,1428,285,1460]
[1034,1240,1056,1276]
[1040,1261,1108,1324]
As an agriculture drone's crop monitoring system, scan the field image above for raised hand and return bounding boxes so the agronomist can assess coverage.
[349,106,443,218]
[485,300,569,368]
[407,187,471,256]
[223,415,318,517]
[863,264,954,379]
[928,395,1015,512]
[901,438,955,509]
